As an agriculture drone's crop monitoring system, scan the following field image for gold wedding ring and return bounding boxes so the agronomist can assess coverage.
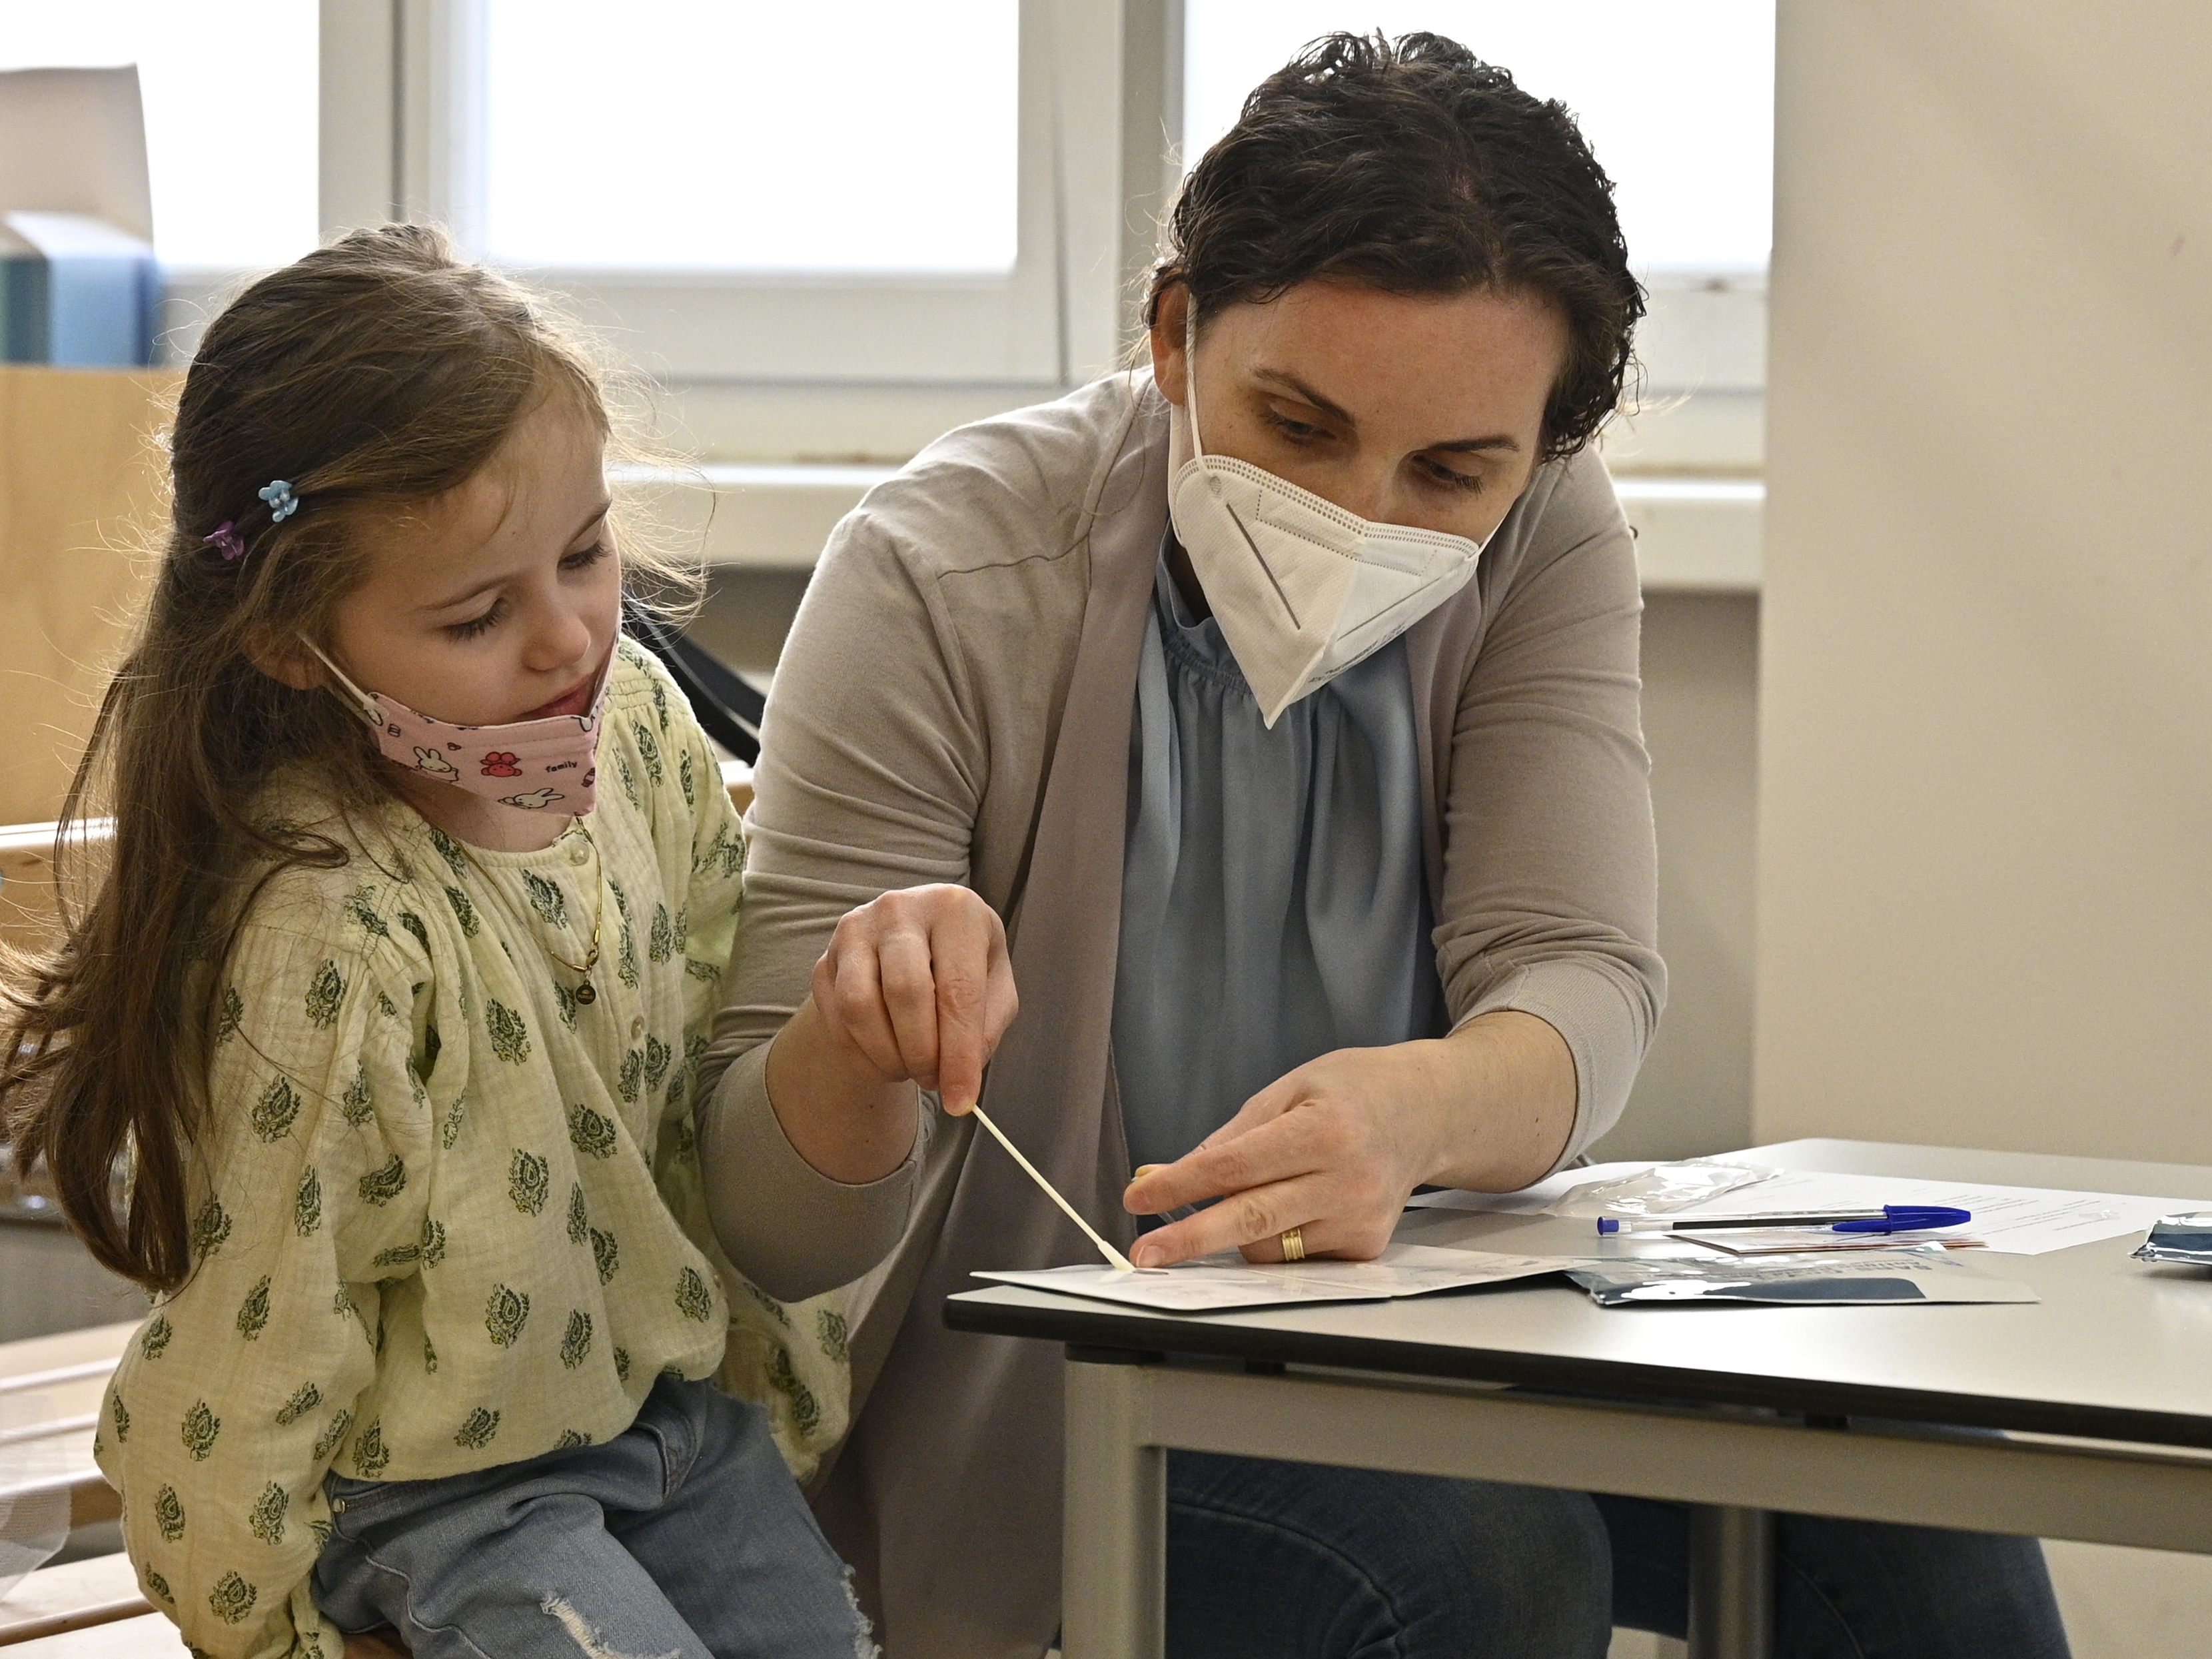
[1279,1226,1307,1263]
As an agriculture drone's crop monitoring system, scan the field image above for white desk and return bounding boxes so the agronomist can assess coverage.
[946,1139,2212,1659]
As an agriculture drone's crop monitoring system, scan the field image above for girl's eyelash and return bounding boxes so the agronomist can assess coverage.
[444,544,607,639]
[448,599,506,640]
[1423,461,1484,494]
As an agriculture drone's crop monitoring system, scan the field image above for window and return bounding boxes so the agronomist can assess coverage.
[0,1,318,273]
[1184,2,1774,276]
[394,0,1069,383]
[13,3,1769,470]
[473,1,1019,275]
[1183,3,1774,472]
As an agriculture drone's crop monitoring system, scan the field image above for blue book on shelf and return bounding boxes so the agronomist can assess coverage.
[0,211,157,367]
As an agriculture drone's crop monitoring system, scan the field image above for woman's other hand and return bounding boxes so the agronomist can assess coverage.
[766,884,1018,1183]
[1121,1011,1575,1267]
[344,1633,410,1658]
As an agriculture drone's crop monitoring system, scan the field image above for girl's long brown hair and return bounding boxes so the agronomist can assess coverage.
[0,225,692,1292]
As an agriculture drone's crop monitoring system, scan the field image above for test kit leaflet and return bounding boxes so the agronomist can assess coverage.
[1412,1162,2212,1256]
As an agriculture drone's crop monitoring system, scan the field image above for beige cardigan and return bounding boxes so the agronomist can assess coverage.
[696,370,1664,1658]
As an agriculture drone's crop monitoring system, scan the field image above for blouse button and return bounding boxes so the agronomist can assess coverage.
[569,841,591,867]
[631,1015,646,1040]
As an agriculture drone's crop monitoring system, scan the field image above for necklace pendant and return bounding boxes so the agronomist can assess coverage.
[574,981,597,1005]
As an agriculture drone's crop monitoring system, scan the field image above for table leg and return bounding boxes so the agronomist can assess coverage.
[1062,1359,1165,1659]
[1688,1504,1774,1659]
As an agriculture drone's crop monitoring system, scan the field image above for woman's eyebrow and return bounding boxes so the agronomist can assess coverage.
[1250,368,1519,453]
[1252,367,1357,426]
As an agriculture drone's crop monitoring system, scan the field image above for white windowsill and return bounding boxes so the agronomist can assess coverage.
[624,465,1764,595]
[1614,477,1764,594]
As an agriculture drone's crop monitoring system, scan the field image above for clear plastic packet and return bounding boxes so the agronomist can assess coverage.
[2133,1213,2212,1267]
[1548,1160,1775,1220]
[1566,1249,2039,1307]
[0,1393,72,1604]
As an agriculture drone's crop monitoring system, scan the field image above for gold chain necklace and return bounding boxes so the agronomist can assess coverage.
[454,820,607,1004]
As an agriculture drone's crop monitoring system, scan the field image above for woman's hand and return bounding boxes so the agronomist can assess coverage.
[344,1633,410,1658]
[1121,1011,1576,1267]
[766,884,1018,1183]
[809,883,1017,1112]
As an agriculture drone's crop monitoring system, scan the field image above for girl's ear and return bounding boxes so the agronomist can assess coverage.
[243,633,324,692]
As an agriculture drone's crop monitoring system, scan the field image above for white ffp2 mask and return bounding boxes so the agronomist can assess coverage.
[1166,316,1490,727]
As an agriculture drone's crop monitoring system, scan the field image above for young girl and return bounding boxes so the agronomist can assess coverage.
[0,227,869,1659]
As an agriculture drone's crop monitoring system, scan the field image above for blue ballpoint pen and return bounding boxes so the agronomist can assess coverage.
[1596,1205,1973,1237]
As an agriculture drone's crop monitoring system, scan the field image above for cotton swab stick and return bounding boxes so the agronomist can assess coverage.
[969,1105,1139,1273]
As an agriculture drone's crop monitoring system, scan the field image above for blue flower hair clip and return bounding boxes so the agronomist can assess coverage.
[259,479,300,522]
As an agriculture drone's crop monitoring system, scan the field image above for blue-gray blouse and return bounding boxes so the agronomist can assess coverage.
[1111,539,1446,1170]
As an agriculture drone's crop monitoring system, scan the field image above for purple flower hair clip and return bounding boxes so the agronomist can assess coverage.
[202,521,247,561]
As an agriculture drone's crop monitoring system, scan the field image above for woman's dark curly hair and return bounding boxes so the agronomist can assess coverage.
[1148,31,1643,463]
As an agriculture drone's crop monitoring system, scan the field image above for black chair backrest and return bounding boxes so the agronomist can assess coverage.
[622,600,767,765]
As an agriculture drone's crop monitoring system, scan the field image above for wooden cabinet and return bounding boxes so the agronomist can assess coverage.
[0,366,172,830]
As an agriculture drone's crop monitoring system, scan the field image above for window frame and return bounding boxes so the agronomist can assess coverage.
[318,0,1128,387]
[302,0,1756,468]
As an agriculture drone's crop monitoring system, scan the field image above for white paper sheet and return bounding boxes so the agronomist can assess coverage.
[1407,1161,1662,1216]
[1415,1163,2212,1255]
[1652,1169,2211,1256]
[974,1243,1577,1313]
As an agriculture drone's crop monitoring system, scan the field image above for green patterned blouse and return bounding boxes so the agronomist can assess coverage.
[95,641,851,1659]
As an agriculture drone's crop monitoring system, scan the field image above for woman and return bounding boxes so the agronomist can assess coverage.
[696,33,2071,1659]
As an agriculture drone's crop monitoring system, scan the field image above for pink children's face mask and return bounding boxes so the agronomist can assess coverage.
[303,638,611,815]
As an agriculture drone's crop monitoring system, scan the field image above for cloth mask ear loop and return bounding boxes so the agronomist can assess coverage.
[298,637,383,725]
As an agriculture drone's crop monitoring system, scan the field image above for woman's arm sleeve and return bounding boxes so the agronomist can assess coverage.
[692,514,982,1301]
[1434,450,1668,1168]
[98,917,430,1659]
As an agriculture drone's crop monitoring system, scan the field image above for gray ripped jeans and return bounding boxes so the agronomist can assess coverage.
[312,1375,873,1659]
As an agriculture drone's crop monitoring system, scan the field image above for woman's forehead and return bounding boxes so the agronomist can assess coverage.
[1218,280,1566,440]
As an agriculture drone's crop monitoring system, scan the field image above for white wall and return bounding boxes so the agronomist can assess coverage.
[1758,3,2212,1650]
[1600,592,1760,1166]
[1757,0,2212,1161]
